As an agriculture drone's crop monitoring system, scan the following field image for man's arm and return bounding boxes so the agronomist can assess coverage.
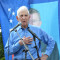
[5,33,33,55]
[4,32,23,55]
[40,29,55,60]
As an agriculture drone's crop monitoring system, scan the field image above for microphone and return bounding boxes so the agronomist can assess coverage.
[10,23,21,32]
[27,28,40,40]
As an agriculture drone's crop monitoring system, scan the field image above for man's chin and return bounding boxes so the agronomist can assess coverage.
[22,24,26,26]
[22,24,28,26]
[22,23,28,25]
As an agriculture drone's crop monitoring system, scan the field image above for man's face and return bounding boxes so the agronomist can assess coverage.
[17,10,30,27]
[29,13,41,27]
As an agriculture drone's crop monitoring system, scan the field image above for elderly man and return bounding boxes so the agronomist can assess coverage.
[5,6,55,60]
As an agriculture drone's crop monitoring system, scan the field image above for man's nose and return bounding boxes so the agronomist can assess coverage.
[22,16,25,19]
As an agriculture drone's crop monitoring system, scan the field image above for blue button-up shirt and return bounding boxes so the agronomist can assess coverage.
[5,24,55,60]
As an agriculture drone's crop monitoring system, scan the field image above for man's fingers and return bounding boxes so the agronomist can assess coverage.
[29,38,33,40]
[26,36,31,39]
[29,40,33,42]
[23,36,33,40]
[28,43,32,44]
[28,39,33,42]
[23,36,33,45]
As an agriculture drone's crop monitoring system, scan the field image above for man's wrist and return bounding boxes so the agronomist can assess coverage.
[44,54,48,57]
[19,40,23,45]
[41,54,48,60]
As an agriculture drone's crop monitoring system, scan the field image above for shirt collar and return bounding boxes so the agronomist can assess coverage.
[16,24,31,31]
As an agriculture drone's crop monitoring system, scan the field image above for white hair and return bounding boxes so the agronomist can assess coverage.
[17,6,29,17]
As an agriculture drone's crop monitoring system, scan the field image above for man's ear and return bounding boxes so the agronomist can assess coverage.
[16,16,19,21]
[29,15,31,21]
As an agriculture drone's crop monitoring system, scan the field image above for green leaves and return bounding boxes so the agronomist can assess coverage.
[0,32,5,59]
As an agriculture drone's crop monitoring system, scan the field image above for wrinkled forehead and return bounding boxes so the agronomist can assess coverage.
[20,9,29,14]
[17,6,29,16]
[19,10,29,17]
